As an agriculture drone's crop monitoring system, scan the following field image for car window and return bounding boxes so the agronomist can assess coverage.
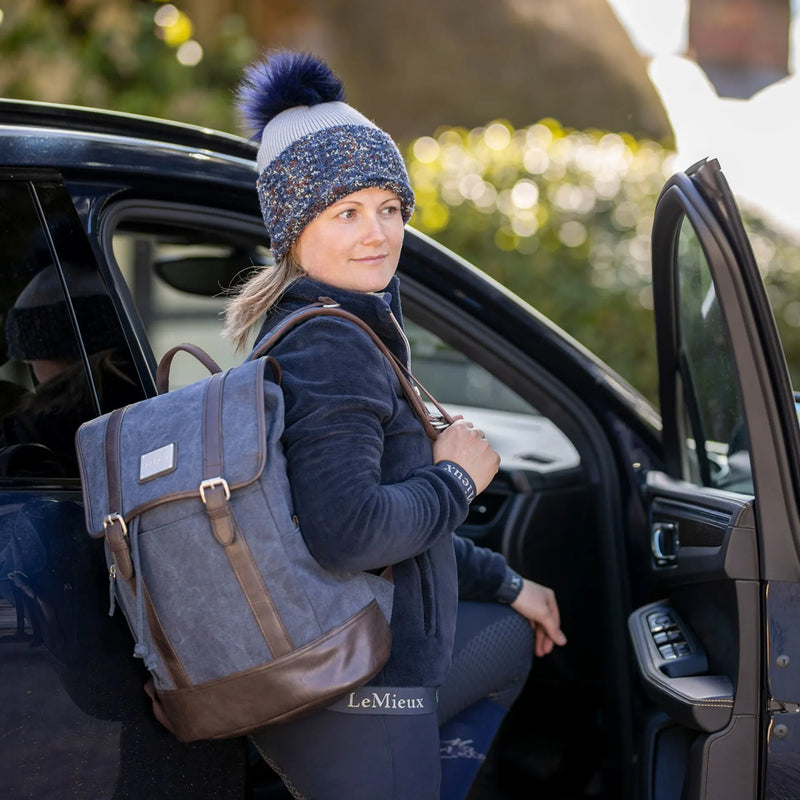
[0,180,140,480]
[675,218,753,493]
[111,211,267,387]
[404,319,536,415]
[404,319,579,472]
[110,209,578,473]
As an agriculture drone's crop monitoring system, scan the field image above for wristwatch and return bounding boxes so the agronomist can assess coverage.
[496,570,524,604]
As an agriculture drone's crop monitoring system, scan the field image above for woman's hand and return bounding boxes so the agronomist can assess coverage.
[510,579,568,657]
[433,417,500,495]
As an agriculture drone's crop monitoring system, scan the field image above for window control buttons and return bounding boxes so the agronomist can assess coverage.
[644,607,708,678]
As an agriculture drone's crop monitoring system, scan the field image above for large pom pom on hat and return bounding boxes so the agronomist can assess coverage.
[237,51,346,141]
[236,50,415,263]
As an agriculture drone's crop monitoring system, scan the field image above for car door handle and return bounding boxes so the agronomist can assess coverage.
[651,522,680,565]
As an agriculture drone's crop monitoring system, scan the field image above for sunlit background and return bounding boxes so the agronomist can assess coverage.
[1,0,798,404]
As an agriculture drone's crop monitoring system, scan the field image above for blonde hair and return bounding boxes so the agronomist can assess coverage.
[223,252,304,352]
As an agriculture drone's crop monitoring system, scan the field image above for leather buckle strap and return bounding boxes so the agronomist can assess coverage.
[200,479,236,546]
[103,511,128,536]
[199,477,231,504]
[104,512,134,580]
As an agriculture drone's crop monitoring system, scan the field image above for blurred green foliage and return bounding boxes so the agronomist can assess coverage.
[0,0,252,131]
[406,120,800,405]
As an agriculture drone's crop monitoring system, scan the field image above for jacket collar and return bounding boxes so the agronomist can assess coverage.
[256,275,409,363]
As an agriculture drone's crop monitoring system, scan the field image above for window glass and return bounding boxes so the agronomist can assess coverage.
[675,219,752,492]
[0,181,135,479]
[405,320,578,472]
[405,320,536,414]
[112,218,266,387]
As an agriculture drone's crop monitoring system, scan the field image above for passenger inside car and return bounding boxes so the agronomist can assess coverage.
[0,263,137,477]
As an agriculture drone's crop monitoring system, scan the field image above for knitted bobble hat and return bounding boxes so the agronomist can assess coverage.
[237,51,415,262]
[5,265,124,362]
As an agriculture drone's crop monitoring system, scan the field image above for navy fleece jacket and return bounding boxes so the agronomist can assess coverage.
[254,276,509,688]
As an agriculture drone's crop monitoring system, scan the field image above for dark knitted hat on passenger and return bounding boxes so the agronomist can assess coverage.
[236,51,415,262]
[5,266,121,362]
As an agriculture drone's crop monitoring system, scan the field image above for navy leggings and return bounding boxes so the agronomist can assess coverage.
[250,601,534,800]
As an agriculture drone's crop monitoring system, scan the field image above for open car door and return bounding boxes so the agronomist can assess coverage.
[629,158,800,800]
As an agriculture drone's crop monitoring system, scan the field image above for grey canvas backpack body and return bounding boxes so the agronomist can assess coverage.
[75,303,450,742]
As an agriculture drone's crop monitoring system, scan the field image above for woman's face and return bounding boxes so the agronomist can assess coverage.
[294,187,405,293]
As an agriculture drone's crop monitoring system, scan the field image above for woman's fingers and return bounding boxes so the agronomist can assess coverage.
[433,419,500,494]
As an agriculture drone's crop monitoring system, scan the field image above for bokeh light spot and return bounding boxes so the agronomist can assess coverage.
[413,136,440,163]
[155,6,193,47]
[511,179,539,209]
[559,220,588,248]
[177,40,203,66]
[484,123,511,151]
[420,203,449,232]
[154,4,179,27]
[784,300,800,327]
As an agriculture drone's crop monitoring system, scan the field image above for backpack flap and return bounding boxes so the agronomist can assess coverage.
[76,356,271,540]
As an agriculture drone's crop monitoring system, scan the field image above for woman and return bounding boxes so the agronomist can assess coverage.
[224,51,566,800]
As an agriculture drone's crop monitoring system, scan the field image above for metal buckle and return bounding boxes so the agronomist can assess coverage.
[103,512,128,536]
[199,477,230,504]
[429,415,452,431]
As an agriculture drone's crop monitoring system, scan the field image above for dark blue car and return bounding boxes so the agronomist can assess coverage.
[0,100,796,800]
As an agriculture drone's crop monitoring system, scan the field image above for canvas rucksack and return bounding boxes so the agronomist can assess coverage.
[75,303,450,742]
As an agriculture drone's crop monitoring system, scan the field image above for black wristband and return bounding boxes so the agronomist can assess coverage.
[437,460,476,503]
[496,569,524,604]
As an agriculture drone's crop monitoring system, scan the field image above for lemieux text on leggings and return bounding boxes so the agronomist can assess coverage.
[346,691,427,710]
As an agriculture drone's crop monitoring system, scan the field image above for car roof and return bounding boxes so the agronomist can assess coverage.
[0,98,257,160]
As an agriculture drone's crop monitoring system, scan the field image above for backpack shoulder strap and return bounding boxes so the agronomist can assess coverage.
[251,303,453,440]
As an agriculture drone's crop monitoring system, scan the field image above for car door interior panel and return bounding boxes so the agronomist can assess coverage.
[629,469,761,800]
[628,601,733,732]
